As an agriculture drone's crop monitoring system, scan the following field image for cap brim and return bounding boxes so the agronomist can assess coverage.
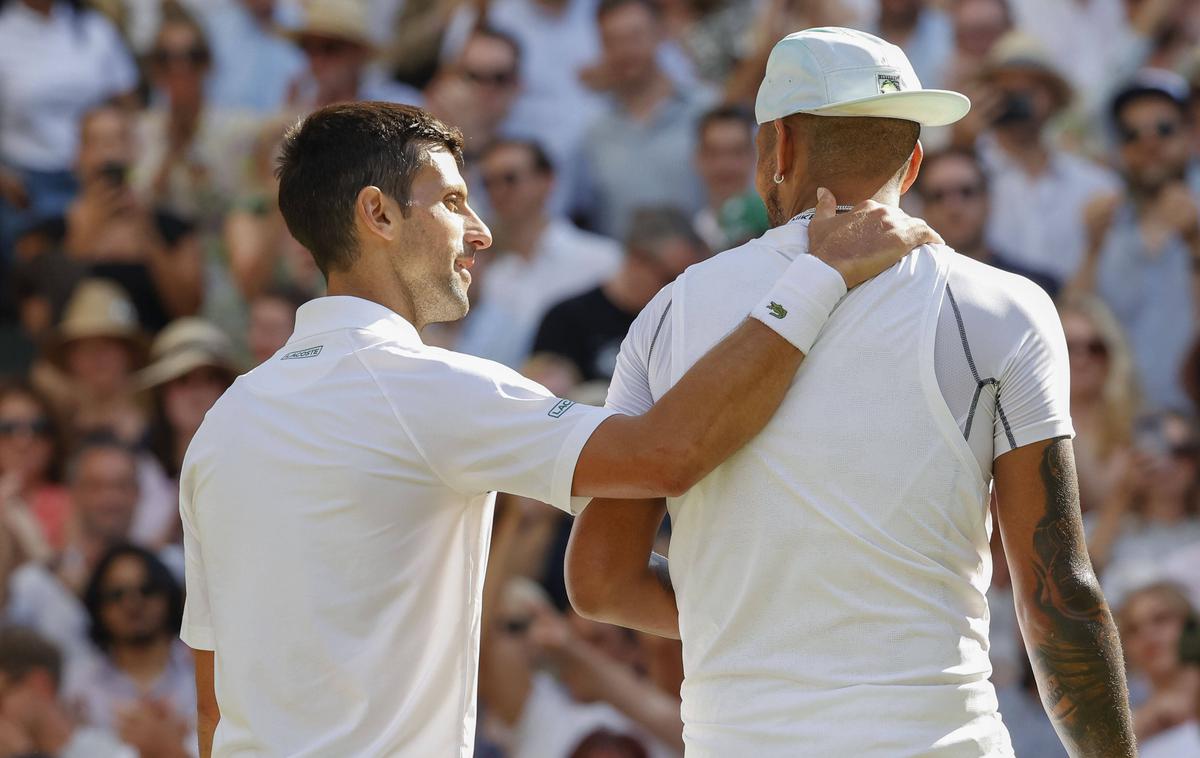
[803,90,972,127]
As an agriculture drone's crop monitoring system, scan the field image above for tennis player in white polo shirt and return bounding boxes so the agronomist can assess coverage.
[178,102,939,757]
[567,28,1135,757]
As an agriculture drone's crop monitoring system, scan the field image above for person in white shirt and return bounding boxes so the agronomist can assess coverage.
[180,100,939,757]
[456,139,621,368]
[567,27,1135,757]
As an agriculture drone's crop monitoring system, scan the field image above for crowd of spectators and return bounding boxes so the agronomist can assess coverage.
[0,0,1199,755]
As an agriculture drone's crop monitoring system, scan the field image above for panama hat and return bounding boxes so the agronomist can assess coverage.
[978,32,1073,112]
[755,27,971,127]
[287,0,375,51]
[134,318,242,392]
[44,279,146,369]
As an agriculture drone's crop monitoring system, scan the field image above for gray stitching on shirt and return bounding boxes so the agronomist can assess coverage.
[948,285,1005,444]
[647,300,672,367]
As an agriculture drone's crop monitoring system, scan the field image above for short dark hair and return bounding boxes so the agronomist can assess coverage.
[915,147,989,197]
[275,102,465,277]
[697,104,755,142]
[776,113,921,186]
[66,430,136,484]
[480,138,555,176]
[597,0,662,23]
[466,24,522,70]
[84,544,185,652]
[0,627,62,691]
[625,206,707,256]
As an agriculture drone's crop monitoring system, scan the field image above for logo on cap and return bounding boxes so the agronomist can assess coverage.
[877,74,903,94]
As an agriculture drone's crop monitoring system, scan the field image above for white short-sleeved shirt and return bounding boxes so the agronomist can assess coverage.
[0,2,137,170]
[610,249,1072,481]
[180,296,614,757]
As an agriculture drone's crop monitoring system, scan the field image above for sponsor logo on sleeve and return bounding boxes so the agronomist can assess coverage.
[548,399,576,418]
[282,345,323,360]
[766,302,788,319]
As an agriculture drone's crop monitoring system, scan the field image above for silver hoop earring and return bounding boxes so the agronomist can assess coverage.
[773,173,784,185]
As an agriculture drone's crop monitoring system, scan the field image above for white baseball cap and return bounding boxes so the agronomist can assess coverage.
[755,27,971,127]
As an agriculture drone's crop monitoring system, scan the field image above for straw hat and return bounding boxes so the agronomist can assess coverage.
[979,32,1073,112]
[288,0,375,50]
[134,318,242,392]
[44,279,146,369]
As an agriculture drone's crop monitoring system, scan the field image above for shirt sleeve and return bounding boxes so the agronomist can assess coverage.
[993,281,1075,458]
[605,282,674,415]
[178,453,214,651]
[391,351,617,514]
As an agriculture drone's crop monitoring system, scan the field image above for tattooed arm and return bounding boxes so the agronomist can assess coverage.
[993,437,1136,757]
[566,498,680,639]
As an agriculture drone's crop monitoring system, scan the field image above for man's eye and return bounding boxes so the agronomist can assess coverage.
[445,196,461,211]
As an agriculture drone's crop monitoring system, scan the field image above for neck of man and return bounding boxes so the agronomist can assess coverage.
[782,179,902,225]
[327,269,420,329]
[111,634,172,687]
[30,703,74,756]
[497,212,549,260]
[618,71,672,122]
[23,0,54,16]
[316,75,363,109]
[955,236,990,262]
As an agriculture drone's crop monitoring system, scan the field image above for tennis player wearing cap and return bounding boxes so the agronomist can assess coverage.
[567,28,1135,757]
[178,101,938,757]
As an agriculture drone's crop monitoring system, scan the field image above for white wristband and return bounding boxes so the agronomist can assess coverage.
[751,254,847,353]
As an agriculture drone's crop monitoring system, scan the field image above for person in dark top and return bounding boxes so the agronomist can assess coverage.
[915,147,1061,298]
[532,206,709,381]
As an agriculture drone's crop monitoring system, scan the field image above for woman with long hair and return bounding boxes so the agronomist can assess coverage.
[1058,293,1140,511]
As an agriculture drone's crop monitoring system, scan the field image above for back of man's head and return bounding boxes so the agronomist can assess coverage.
[778,113,921,191]
[0,627,62,695]
[275,102,465,278]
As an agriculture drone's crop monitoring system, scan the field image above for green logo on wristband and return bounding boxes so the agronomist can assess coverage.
[767,302,788,319]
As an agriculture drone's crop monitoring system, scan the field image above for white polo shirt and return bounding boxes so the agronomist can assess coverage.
[180,296,614,757]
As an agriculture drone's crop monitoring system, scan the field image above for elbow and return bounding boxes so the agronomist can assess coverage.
[651,441,706,498]
[564,536,619,623]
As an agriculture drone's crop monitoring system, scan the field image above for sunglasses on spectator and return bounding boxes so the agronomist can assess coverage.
[1171,443,1199,460]
[1118,119,1181,145]
[462,68,516,88]
[300,38,357,57]
[501,616,532,635]
[150,46,209,67]
[100,582,163,606]
[924,183,984,205]
[482,169,533,192]
[1066,338,1108,359]
[0,418,51,438]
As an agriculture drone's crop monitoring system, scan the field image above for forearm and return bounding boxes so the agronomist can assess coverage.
[197,713,217,758]
[1016,578,1133,757]
[566,641,684,751]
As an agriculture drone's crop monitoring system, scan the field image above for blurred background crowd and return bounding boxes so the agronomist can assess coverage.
[0,0,1198,755]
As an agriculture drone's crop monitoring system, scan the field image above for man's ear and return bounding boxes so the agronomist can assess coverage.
[898,139,924,196]
[355,186,398,244]
[773,120,794,180]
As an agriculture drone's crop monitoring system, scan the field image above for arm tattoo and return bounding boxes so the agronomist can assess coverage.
[1028,438,1135,756]
[649,552,673,595]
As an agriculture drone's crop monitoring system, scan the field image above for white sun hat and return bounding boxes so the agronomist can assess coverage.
[755,27,971,127]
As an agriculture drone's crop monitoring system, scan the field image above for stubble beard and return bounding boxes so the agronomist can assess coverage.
[764,184,786,228]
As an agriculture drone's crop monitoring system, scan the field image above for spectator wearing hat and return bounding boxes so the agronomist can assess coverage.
[34,279,147,445]
[139,318,240,484]
[285,0,422,112]
[1071,70,1198,412]
[0,626,136,758]
[955,32,1120,284]
[203,0,306,114]
[12,103,204,335]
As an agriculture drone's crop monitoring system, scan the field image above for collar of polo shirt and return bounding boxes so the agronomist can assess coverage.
[291,296,422,346]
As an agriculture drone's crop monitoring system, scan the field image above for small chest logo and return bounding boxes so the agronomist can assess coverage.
[766,302,788,319]
[548,399,576,418]
[877,73,903,94]
[282,345,323,360]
